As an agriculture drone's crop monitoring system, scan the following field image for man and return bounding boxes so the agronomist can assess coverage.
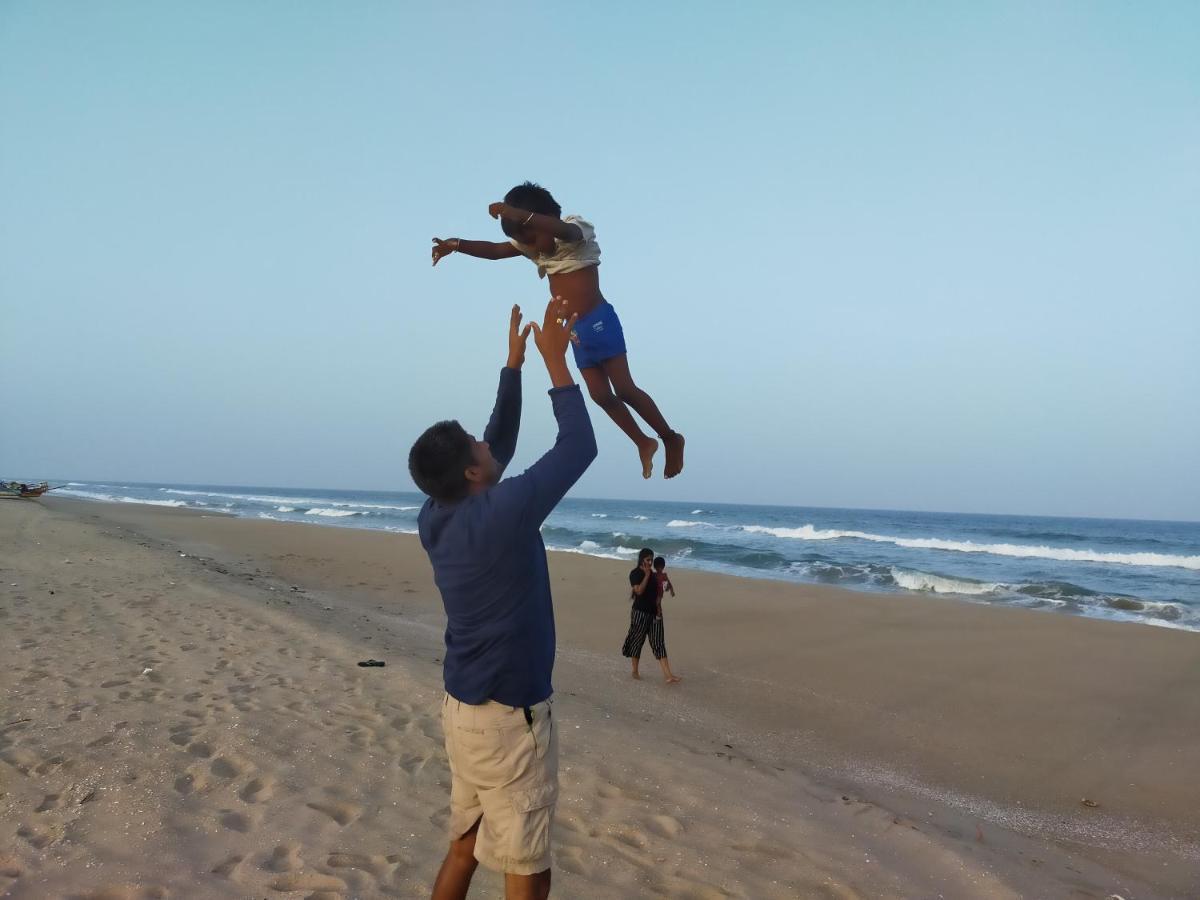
[409,298,597,900]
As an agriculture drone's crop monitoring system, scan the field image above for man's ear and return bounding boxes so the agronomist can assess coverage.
[464,465,484,485]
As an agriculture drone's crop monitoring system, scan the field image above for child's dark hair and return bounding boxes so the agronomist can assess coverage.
[653,556,666,568]
[408,420,474,502]
[500,182,561,239]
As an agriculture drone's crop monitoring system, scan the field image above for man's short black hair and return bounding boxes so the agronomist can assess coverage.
[638,547,654,564]
[408,420,474,502]
[500,181,561,239]
[653,556,666,568]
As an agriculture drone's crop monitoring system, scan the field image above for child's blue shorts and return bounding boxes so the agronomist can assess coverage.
[570,301,627,370]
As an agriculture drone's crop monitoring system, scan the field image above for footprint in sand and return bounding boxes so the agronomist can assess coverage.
[730,839,793,861]
[35,792,64,813]
[396,753,429,775]
[238,775,274,803]
[1,749,40,775]
[187,740,215,758]
[210,853,244,879]
[210,754,250,779]
[0,853,24,878]
[307,800,363,826]
[75,886,170,900]
[555,845,590,877]
[612,827,647,850]
[174,770,209,795]
[265,842,304,872]
[657,877,730,900]
[17,822,60,849]
[326,851,397,879]
[219,808,259,833]
[268,872,347,893]
[168,723,196,747]
[34,754,70,776]
[646,814,684,838]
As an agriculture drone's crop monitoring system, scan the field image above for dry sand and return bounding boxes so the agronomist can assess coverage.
[2,498,1197,898]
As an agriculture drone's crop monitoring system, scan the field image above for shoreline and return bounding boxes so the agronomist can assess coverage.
[3,497,1198,897]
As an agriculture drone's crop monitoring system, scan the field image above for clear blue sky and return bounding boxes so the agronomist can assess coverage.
[2,2,1197,520]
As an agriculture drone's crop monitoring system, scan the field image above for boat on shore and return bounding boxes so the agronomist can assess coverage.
[2,481,53,499]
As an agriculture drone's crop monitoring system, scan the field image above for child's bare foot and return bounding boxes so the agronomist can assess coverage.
[665,675,682,684]
[638,438,659,480]
[631,671,641,680]
[663,431,685,478]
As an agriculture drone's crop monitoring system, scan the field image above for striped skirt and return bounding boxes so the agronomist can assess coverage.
[621,609,667,660]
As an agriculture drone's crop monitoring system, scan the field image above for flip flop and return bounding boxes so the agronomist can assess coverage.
[356,659,386,668]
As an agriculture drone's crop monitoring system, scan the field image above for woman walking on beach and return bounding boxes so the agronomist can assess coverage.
[623,548,681,684]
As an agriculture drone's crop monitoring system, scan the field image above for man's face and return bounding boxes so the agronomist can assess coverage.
[465,435,500,488]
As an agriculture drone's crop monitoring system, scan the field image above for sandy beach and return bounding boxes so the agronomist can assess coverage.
[2,498,1197,899]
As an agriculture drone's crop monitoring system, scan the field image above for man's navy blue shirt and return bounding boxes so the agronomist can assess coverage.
[417,368,597,707]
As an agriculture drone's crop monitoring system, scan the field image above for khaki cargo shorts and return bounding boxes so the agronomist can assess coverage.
[441,693,558,875]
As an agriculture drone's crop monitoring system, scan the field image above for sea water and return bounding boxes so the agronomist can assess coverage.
[56,481,1200,631]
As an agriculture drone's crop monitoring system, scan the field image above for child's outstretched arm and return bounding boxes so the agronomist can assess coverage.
[488,202,583,242]
[431,237,522,266]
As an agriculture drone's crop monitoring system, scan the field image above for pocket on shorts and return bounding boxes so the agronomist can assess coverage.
[531,705,555,761]
[512,779,557,814]
[509,780,558,866]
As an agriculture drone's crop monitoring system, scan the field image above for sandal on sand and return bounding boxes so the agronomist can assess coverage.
[356,659,386,667]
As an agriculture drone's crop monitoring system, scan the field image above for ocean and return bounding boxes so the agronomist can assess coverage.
[54,480,1200,632]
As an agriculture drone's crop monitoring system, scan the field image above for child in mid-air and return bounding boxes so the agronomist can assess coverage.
[431,182,684,479]
[653,556,675,600]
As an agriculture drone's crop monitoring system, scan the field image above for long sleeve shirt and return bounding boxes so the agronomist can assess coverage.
[417,367,597,707]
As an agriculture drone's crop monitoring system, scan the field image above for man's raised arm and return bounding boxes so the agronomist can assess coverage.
[493,299,597,526]
[482,306,532,471]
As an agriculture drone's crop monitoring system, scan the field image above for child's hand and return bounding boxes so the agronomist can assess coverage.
[488,202,507,220]
[431,237,459,266]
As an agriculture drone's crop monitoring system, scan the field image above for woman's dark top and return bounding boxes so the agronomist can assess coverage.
[628,567,659,615]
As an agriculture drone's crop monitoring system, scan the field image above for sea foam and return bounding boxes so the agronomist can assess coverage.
[740,525,1200,571]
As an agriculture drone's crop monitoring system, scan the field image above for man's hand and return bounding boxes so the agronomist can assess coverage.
[529,296,577,359]
[640,558,653,577]
[528,297,578,388]
[488,202,508,220]
[431,237,459,266]
[507,305,533,370]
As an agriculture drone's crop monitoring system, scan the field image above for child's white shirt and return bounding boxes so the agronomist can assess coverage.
[510,215,601,279]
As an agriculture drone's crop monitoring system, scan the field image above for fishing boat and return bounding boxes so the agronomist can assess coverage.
[1,481,53,499]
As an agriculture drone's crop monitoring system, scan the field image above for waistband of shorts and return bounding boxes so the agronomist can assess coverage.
[443,693,553,727]
[575,301,614,325]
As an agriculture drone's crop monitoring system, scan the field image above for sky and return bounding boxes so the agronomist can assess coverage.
[1,2,1197,520]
